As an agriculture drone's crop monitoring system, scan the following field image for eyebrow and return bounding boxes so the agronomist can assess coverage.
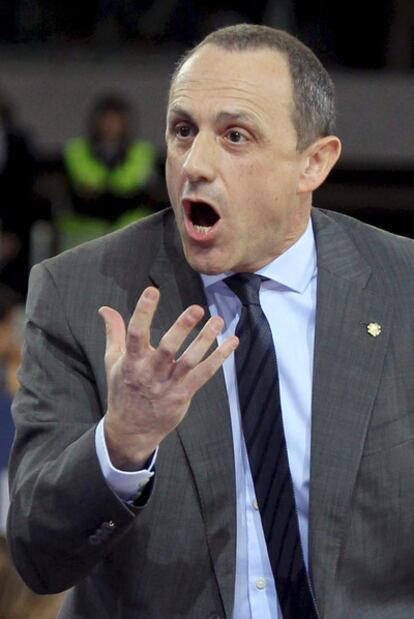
[215,110,260,128]
[167,106,262,132]
[167,106,194,124]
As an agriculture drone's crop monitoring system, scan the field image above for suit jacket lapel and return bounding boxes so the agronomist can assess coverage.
[148,216,236,619]
[309,210,393,613]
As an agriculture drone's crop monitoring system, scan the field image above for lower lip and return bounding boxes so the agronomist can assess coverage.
[184,216,221,242]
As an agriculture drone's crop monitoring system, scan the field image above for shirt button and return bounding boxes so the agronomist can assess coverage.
[255,577,266,590]
[252,499,259,510]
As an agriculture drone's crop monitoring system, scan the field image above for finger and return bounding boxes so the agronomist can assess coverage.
[183,335,239,396]
[153,305,205,372]
[171,316,226,381]
[99,306,126,371]
[126,287,160,356]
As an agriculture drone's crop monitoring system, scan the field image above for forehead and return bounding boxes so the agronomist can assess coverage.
[168,45,294,119]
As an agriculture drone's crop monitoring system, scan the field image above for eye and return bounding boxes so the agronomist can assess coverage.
[225,129,247,144]
[175,123,194,139]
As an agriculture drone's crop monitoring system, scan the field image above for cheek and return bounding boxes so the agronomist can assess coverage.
[165,157,180,198]
[165,154,174,182]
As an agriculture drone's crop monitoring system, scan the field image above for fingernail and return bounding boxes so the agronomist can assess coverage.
[144,288,158,300]
[190,306,203,319]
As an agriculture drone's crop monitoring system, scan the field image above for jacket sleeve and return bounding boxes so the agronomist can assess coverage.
[7,262,145,594]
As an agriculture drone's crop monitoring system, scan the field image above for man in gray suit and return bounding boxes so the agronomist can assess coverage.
[8,24,414,619]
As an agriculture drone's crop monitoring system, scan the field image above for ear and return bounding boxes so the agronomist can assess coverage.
[297,135,341,195]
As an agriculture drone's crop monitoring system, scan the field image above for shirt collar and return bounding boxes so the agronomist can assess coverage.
[200,218,316,294]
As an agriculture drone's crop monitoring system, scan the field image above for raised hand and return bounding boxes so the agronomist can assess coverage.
[99,286,238,470]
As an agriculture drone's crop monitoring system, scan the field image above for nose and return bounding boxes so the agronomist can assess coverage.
[182,133,216,183]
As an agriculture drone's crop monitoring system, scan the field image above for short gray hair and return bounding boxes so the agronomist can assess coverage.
[170,24,336,151]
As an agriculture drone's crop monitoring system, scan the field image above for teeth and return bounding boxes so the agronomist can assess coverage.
[194,225,211,234]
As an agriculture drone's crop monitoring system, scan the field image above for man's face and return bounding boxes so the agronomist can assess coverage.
[165,44,312,274]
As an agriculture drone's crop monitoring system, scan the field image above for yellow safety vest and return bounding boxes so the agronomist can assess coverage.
[63,137,156,196]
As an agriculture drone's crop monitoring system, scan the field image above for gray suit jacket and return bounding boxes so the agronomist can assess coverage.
[7,207,414,618]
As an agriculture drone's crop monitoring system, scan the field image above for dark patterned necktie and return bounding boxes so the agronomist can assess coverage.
[225,273,318,619]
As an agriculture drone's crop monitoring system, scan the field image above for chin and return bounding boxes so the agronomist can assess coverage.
[188,258,226,275]
[184,247,229,275]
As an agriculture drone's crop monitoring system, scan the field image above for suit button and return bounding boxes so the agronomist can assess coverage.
[102,520,116,530]
[88,521,116,545]
[100,521,115,540]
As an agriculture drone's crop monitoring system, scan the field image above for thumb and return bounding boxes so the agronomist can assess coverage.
[98,306,126,371]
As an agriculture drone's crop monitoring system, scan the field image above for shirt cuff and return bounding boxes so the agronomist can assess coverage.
[95,417,157,502]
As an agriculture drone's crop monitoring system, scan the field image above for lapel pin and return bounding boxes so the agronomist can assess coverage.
[367,322,382,337]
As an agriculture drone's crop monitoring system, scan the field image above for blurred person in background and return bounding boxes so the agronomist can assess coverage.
[0,89,39,297]
[63,93,164,226]
[0,283,22,397]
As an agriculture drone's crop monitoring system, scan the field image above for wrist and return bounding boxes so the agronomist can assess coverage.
[104,418,158,471]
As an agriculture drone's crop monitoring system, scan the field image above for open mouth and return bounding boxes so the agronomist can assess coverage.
[184,200,220,236]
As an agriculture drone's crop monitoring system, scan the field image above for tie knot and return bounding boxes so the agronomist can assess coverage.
[225,273,266,306]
